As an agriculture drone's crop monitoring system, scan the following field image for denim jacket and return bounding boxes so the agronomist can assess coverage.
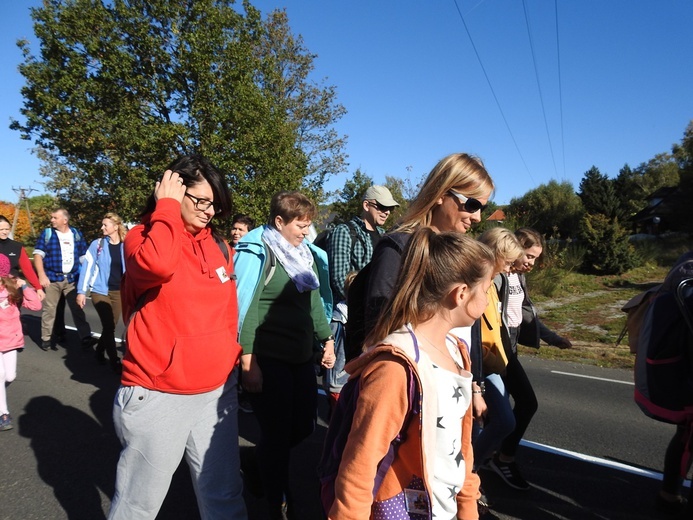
[77,237,126,296]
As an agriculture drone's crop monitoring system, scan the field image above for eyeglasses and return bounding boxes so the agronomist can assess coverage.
[184,193,221,213]
[447,189,487,213]
[367,201,396,213]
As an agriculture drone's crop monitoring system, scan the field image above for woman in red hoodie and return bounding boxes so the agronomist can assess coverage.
[108,155,247,520]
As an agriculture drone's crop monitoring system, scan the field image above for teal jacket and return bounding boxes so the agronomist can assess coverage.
[234,225,333,340]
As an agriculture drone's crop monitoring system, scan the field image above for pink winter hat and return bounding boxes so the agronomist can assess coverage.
[0,254,10,277]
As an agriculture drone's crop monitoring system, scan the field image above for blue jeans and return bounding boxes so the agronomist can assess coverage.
[323,320,349,395]
[473,373,516,467]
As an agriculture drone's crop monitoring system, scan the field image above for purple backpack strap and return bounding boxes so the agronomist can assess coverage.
[372,326,422,496]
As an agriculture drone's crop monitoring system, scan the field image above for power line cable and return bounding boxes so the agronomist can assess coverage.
[555,0,567,179]
[522,0,559,179]
[452,0,535,184]
[463,0,491,16]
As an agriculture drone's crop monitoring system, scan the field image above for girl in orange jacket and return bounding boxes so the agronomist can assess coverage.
[328,228,495,520]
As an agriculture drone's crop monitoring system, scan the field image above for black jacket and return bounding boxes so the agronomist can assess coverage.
[363,230,485,383]
[516,273,563,349]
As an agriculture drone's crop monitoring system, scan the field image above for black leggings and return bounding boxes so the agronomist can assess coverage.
[500,353,538,457]
[662,425,693,496]
[249,356,318,516]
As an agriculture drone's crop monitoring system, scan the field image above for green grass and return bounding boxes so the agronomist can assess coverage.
[518,344,635,369]
[522,236,691,369]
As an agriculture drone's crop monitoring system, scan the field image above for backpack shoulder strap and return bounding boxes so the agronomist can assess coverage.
[96,238,106,259]
[263,244,277,287]
[345,220,367,253]
[675,278,693,337]
[70,226,83,242]
[373,361,419,494]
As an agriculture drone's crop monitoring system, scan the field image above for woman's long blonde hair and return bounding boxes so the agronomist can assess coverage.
[366,228,494,346]
[396,153,495,233]
[104,212,127,242]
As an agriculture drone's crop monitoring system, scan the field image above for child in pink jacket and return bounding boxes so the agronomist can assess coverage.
[0,253,42,431]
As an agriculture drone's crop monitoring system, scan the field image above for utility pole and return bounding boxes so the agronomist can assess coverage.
[11,187,36,239]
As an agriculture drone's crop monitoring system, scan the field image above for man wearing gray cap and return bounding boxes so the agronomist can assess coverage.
[326,185,399,302]
[323,185,399,408]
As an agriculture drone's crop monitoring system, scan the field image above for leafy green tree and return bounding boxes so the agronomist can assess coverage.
[328,169,373,226]
[505,180,583,238]
[578,166,622,219]
[11,0,346,231]
[577,166,637,272]
[671,120,693,232]
[614,155,680,225]
[613,164,643,221]
[382,175,408,228]
[578,212,635,274]
[635,153,679,194]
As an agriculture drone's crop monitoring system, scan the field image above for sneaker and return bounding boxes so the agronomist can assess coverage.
[478,485,492,507]
[40,340,51,351]
[490,455,530,491]
[0,413,12,431]
[477,495,490,516]
[655,493,687,514]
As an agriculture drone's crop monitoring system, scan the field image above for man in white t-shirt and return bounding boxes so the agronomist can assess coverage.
[33,209,95,351]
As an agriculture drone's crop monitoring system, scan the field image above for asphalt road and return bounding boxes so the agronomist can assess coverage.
[0,304,690,519]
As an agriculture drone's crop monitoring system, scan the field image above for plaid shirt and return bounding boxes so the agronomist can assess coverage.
[33,226,88,283]
[327,217,383,301]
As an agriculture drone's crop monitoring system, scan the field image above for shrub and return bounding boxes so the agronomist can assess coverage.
[578,213,636,274]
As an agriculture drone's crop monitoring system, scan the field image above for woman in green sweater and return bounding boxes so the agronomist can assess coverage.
[234,191,334,520]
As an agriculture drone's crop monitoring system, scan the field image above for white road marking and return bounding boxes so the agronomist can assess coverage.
[64,325,124,343]
[551,370,634,385]
[520,439,691,487]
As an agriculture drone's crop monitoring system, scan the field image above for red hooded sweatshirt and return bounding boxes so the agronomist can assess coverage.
[121,198,241,394]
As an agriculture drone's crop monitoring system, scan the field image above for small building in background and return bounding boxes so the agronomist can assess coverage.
[486,208,506,224]
[630,186,677,235]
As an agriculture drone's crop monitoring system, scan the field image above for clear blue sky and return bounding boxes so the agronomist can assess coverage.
[2,1,692,206]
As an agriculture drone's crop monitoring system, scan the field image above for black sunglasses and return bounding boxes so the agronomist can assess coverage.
[447,189,487,213]
[367,201,396,212]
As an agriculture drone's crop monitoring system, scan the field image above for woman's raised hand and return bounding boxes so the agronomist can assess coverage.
[154,170,186,203]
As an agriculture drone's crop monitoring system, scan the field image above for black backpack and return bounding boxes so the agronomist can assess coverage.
[343,262,372,362]
[633,252,693,425]
[344,234,408,362]
[313,220,364,255]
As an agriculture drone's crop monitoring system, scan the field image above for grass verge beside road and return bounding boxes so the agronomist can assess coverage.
[523,247,686,370]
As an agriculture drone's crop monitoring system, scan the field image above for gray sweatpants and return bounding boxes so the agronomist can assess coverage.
[108,370,247,520]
